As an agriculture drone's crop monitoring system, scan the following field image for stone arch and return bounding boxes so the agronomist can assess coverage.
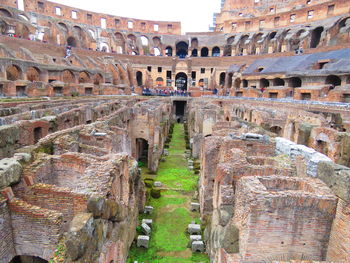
[58,22,68,33]
[165,46,173,56]
[6,65,22,81]
[153,47,161,56]
[201,47,209,57]
[175,72,188,90]
[212,46,220,57]
[288,77,302,88]
[140,35,149,46]
[176,41,188,58]
[219,72,226,86]
[226,72,233,88]
[273,78,285,86]
[100,42,110,52]
[269,126,282,136]
[268,31,277,40]
[79,71,91,83]
[67,36,77,47]
[27,67,41,82]
[191,49,198,57]
[310,27,324,48]
[93,73,103,85]
[325,75,341,87]
[0,8,12,18]
[260,78,269,89]
[73,25,83,36]
[191,38,199,49]
[62,69,75,83]
[10,255,48,263]
[152,36,161,47]
[156,77,164,86]
[338,17,350,31]
[136,71,143,86]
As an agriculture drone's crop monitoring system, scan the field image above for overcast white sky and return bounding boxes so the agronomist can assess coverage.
[51,0,221,34]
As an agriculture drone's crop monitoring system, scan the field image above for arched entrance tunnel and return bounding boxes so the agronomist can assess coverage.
[175,72,188,91]
[10,256,48,263]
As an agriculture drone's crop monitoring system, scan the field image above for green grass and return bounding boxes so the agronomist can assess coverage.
[127,124,209,263]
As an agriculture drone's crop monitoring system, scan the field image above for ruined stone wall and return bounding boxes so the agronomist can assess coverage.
[0,198,16,263]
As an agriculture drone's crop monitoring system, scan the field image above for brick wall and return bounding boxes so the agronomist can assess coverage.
[0,198,16,263]
[8,198,62,260]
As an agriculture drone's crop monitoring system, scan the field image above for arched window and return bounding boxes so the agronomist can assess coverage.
[176,42,188,58]
[325,75,341,87]
[212,47,220,57]
[201,47,209,57]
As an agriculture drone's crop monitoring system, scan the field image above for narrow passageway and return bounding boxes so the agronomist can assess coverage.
[128,123,209,263]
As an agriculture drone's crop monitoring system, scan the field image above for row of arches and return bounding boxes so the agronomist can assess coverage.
[4,64,103,85]
[226,75,348,90]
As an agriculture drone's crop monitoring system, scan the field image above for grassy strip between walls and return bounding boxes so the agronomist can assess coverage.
[127,123,209,263]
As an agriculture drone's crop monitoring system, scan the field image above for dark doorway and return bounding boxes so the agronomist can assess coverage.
[136,71,143,86]
[201,47,209,57]
[310,27,324,48]
[16,86,26,96]
[67,36,77,47]
[174,101,187,123]
[54,86,63,96]
[219,72,226,86]
[212,47,220,57]
[325,75,341,87]
[33,127,42,144]
[176,41,188,58]
[85,87,93,95]
[10,256,48,263]
[273,78,285,86]
[288,77,302,88]
[136,138,149,163]
[165,46,173,56]
[175,72,188,91]
[191,49,198,57]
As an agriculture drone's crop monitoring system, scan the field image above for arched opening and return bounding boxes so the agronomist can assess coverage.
[100,43,109,52]
[260,78,269,89]
[198,79,204,87]
[0,8,12,18]
[136,71,143,86]
[10,256,48,263]
[273,78,285,86]
[140,35,149,46]
[338,17,350,30]
[165,46,173,56]
[62,70,75,83]
[201,47,209,57]
[176,41,188,58]
[212,46,220,57]
[269,32,277,40]
[153,36,161,47]
[242,79,248,88]
[156,77,164,86]
[175,72,188,91]
[27,67,41,82]
[220,72,226,86]
[67,36,77,47]
[58,22,68,32]
[6,65,22,81]
[93,74,103,85]
[325,75,341,87]
[191,38,198,49]
[269,126,282,136]
[136,138,148,164]
[153,47,161,56]
[191,49,198,57]
[79,71,90,83]
[288,77,302,88]
[310,27,324,48]
[224,36,235,56]
[33,127,43,144]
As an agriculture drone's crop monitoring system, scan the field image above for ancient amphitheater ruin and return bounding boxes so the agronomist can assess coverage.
[0,0,350,262]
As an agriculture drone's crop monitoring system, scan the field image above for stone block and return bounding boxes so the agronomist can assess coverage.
[0,158,23,189]
[137,235,149,248]
[190,235,202,243]
[190,202,200,212]
[144,206,153,214]
[188,224,201,235]
[192,241,205,252]
[318,161,350,202]
[141,223,151,235]
[142,219,153,228]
